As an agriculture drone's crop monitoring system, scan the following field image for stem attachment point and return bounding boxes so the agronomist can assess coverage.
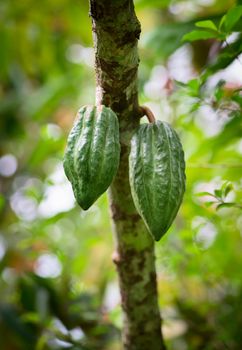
[139,106,156,123]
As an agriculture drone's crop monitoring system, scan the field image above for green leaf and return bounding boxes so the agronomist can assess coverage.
[223,183,233,198]
[174,80,188,88]
[182,30,219,42]
[190,101,201,113]
[214,189,222,198]
[204,34,242,77]
[216,202,236,210]
[187,79,200,95]
[196,192,215,197]
[221,181,229,194]
[195,20,218,31]
[213,80,226,102]
[220,6,242,32]
[214,87,224,102]
[232,93,242,110]
[20,312,40,324]
[204,201,216,208]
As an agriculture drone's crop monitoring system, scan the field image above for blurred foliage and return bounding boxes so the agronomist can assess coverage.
[0,0,242,349]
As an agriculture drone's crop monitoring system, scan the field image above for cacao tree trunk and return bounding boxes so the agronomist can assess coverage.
[89,1,166,349]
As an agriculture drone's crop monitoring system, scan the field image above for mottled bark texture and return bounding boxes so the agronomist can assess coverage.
[89,1,166,349]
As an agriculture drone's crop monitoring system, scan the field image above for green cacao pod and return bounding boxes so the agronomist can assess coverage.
[63,105,120,210]
[129,121,186,241]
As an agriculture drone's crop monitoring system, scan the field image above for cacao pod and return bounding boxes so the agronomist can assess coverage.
[63,105,120,210]
[129,121,186,241]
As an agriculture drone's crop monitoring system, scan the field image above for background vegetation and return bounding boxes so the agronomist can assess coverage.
[0,0,242,349]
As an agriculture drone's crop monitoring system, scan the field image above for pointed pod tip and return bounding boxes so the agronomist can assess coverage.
[78,201,92,211]
[75,193,95,211]
[150,228,169,242]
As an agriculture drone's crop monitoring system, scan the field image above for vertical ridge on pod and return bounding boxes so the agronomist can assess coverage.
[129,120,186,241]
[63,105,120,210]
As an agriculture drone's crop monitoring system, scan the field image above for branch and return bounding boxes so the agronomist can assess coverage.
[89,1,166,349]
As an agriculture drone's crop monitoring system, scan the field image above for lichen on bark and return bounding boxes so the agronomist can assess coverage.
[89,1,166,349]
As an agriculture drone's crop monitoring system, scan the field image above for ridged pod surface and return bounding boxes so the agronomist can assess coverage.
[63,105,120,210]
[129,121,186,241]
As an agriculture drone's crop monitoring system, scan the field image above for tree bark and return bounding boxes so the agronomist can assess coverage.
[89,1,166,349]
